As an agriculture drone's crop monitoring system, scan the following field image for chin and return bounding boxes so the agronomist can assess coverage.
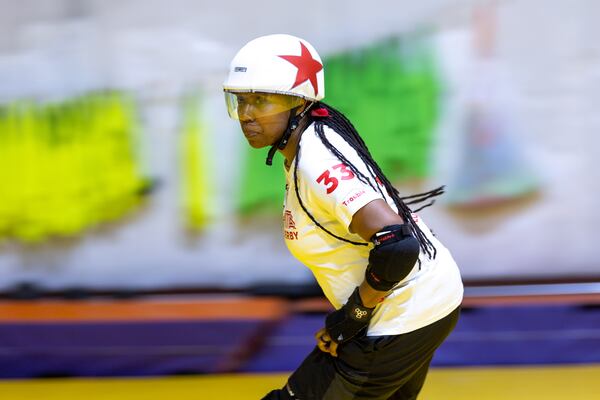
[247,139,266,149]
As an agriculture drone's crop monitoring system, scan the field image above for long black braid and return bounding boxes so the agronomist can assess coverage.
[292,102,444,260]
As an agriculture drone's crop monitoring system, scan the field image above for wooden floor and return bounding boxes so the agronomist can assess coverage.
[1,364,598,400]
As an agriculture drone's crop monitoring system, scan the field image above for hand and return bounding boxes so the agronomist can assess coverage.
[315,327,339,357]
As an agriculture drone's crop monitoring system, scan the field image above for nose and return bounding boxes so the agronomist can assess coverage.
[238,103,254,122]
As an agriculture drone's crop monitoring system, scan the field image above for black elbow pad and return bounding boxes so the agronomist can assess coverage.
[365,224,420,291]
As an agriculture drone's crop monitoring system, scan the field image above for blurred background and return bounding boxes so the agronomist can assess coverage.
[0,0,599,398]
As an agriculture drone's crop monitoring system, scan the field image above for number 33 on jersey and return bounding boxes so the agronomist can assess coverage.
[316,163,355,194]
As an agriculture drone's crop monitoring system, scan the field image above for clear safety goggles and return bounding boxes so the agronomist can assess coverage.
[224,91,305,120]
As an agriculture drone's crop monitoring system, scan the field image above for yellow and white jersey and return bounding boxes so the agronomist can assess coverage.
[283,123,464,336]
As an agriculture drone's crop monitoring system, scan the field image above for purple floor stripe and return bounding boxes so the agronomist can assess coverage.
[0,320,267,378]
[242,306,600,372]
[1,305,598,378]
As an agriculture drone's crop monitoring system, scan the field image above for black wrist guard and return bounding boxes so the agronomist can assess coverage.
[365,224,420,291]
[325,287,374,343]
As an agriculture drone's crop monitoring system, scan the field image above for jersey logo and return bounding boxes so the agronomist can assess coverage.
[284,210,296,230]
[283,210,298,240]
[316,163,355,194]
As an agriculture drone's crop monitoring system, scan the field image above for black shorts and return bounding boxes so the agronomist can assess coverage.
[265,306,460,400]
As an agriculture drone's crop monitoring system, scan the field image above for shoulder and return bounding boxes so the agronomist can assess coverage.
[297,122,332,155]
[300,122,353,152]
[295,123,336,175]
[294,122,381,206]
[296,122,357,174]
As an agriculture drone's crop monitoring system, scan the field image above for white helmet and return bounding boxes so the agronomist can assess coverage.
[224,34,325,165]
[223,34,325,104]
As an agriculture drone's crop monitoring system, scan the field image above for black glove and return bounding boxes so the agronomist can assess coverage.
[325,287,375,343]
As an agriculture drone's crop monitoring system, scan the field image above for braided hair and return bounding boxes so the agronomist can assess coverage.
[292,102,444,260]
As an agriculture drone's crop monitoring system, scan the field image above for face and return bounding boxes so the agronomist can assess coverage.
[234,93,301,148]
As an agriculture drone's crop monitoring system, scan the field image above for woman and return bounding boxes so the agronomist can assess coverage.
[223,34,463,400]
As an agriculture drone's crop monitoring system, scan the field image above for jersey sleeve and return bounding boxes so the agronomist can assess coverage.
[297,125,385,230]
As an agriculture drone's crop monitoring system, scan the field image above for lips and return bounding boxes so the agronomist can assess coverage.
[242,123,261,139]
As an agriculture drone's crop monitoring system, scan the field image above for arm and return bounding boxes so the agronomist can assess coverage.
[349,199,404,308]
[318,199,420,356]
[302,128,420,353]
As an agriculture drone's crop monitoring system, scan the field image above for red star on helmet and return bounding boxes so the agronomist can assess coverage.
[278,42,323,96]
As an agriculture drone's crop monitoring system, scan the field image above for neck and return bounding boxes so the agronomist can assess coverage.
[280,113,310,169]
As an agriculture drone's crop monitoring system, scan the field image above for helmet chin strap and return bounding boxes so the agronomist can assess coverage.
[266,102,314,166]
